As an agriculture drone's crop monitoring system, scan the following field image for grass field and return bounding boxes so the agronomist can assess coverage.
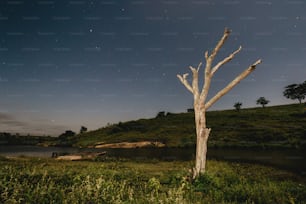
[1,156,305,203]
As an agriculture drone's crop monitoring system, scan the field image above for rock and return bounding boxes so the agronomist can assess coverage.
[94,141,166,148]
[55,151,107,161]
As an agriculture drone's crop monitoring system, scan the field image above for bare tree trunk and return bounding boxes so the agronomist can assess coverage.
[192,102,210,178]
[193,111,211,178]
[177,28,262,179]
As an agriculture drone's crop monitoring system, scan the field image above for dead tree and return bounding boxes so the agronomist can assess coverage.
[177,28,261,178]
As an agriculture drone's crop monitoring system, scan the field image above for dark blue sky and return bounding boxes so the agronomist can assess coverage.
[0,0,305,135]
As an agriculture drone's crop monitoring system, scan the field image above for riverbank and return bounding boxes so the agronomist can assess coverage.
[0,157,305,203]
[1,145,306,175]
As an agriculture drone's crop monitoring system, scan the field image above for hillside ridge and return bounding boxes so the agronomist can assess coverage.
[58,104,306,149]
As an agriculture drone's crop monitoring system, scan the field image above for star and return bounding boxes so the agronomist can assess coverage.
[1,0,305,137]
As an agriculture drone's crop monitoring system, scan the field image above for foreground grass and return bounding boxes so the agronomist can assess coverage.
[0,156,305,203]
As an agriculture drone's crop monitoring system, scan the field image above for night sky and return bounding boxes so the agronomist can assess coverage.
[0,0,305,136]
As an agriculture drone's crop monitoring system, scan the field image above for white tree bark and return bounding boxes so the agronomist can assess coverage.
[177,28,261,178]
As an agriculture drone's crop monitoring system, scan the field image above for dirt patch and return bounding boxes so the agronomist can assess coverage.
[94,141,165,148]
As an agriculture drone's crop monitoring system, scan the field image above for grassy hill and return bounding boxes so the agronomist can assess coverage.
[66,104,306,149]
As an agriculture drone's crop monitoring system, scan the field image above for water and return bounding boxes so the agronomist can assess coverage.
[0,145,78,158]
[0,145,305,175]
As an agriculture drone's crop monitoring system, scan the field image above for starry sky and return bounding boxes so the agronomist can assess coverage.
[0,0,305,136]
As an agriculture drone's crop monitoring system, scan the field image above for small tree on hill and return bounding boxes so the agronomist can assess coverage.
[177,28,261,178]
[234,102,242,111]
[283,82,306,104]
[156,111,166,118]
[80,126,88,134]
[256,97,269,108]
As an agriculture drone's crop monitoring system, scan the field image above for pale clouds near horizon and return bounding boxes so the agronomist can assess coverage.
[0,112,67,136]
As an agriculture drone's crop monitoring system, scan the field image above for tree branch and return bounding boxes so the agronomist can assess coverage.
[189,62,202,96]
[177,73,194,94]
[205,59,262,110]
[204,51,209,61]
[210,46,242,76]
[209,28,231,62]
[201,28,231,99]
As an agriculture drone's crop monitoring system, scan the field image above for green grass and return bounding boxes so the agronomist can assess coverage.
[67,104,306,148]
[0,158,305,203]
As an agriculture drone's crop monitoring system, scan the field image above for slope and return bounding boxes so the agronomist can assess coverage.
[65,104,306,149]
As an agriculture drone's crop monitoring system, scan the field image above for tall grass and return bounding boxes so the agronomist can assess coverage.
[1,158,305,203]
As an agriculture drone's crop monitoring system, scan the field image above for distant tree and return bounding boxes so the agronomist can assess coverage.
[187,108,195,113]
[283,82,306,104]
[166,112,173,116]
[57,130,76,146]
[234,102,242,111]
[80,126,88,134]
[256,97,269,108]
[303,81,306,102]
[59,130,76,139]
[156,111,166,118]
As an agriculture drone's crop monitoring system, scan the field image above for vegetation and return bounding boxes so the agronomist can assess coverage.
[233,102,242,112]
[283,81,306,104]
[80,126,88,134]
[256,97,270,108]
[0,157,305,203]
[3,104,306,150]
[156,111,166,118]
[0,133,56,146]
[57,130,77,147]
[69,104,306,149]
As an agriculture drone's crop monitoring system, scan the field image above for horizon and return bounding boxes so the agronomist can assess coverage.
[1,102,303,137]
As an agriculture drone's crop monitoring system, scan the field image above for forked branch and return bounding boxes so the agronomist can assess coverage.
[177,28,261,112]
[209,28,231,61]
[177,73,193,94]
[205,59,262,110]
[204,28,231,72]
[210,46,242,76]
[189,62,202,96]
